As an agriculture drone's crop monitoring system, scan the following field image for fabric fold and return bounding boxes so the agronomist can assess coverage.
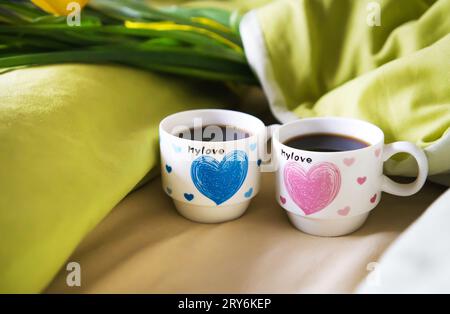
[357,188,450,293]
[240,0,450,181]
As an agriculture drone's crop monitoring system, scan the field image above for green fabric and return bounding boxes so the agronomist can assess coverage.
[0,64,232,293]
[255,0,450,176]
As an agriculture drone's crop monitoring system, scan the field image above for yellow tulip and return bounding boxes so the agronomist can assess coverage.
[31,0,88,16]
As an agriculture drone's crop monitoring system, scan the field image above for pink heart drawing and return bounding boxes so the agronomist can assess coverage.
[343,157,355,166]
[370,193,377,203]
[375,148,381,157]
[338,206,351,216]
[357,177,367,185]
[284,162,341,215]
[279,196,286,205]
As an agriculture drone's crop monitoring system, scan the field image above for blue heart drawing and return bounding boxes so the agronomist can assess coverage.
[172,143,182,153]
[249,143,257,151]
[244,188,253,198]
[166,187,172,195]
[191,150,248,205]
[257,159,262,167]
[165,164,172,173]
[184,193,194,201]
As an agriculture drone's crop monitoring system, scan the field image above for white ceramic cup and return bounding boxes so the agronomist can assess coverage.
[272,117,429,237]
[159,109,267,223]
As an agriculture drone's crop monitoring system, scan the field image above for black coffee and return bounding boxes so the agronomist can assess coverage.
[284,133,369,152]
[176,125,250,142]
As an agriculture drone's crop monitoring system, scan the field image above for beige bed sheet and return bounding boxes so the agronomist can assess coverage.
[45,173,445,293]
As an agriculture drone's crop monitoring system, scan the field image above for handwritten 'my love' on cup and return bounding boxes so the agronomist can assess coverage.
[159,109,269,223]
[272,117,429,237]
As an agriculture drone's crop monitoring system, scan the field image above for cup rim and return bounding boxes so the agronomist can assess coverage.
[159,109,266,145]
[274,117,384,155]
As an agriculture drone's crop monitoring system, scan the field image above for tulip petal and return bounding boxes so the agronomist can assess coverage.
[31,0,88,16]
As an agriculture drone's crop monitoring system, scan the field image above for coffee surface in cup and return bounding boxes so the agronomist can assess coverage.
[284,133,369,152]
[177,125,250,142]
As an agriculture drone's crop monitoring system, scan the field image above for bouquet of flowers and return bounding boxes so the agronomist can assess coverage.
[0,0,256,83]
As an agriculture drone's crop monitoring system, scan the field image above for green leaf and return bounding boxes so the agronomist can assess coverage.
[88,0,241,45]
[0,0,252,84]
[0,46,256,83]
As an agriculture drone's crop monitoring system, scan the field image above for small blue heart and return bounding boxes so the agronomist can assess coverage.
[165,164,172,173]
[244,187,253,198]
[184,193,194,201]
[166,187,172,195]
[249,143,257,151]
[172,143,182,153]
[257,159,262,167]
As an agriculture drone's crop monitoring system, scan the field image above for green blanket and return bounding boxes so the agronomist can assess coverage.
[240,0,450,181]
[1,0,449,293]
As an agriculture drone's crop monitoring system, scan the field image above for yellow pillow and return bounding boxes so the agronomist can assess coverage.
[0,64,229,292]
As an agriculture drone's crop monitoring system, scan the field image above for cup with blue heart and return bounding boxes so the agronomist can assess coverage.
[159,109,269,223]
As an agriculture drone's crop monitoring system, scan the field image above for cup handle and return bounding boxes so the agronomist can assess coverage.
[381,142,429,196]
[259,124,281,172]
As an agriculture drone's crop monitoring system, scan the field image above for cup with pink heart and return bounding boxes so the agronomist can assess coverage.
[271,117,428,236]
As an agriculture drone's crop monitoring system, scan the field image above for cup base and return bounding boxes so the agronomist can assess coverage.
[173,200,250,223]
[287,211,370,237]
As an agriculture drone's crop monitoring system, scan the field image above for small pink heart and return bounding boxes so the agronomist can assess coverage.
[343,157,355,166]
[375,148,381,157]
[280,196,286,205]
[338,206,351,216]
[370,193,377,203]
[357,177,367,185]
